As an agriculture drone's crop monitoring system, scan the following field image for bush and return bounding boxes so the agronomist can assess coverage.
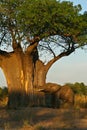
[65,82,87,95]
[74,94,87,108]
[0,87,8,99]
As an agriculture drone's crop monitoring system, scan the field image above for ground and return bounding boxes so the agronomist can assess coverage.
[0,106,87,130]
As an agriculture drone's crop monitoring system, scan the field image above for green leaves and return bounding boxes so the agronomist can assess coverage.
[0,0,87,48]
[66,82,87,95]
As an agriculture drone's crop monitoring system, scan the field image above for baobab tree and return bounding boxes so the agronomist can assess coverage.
[0,0,87,108]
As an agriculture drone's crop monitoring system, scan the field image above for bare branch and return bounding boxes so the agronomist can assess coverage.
[49,36,68,50]
[38,43,56,57]
[26,36,40,45]
[0,32,7,45]
[45,45,75,72]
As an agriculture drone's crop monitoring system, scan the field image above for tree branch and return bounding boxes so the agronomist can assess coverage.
[39,43,56,57]
[45,47,75,72]
[0,32,6,45]
[26,36,40,45]
[26,42,38,54]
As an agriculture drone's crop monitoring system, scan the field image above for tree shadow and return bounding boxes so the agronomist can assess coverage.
[0,107,87,130]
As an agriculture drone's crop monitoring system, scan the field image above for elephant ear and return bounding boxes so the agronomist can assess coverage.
[56,85,74,104]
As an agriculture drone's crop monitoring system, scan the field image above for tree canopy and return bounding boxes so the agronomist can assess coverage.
[0,0,87,62]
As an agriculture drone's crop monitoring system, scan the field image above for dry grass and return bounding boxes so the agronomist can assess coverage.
[0,106,87,130]
[74,94,87,108]
[0,97,87,130]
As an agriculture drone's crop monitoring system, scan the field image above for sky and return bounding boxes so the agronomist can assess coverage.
[0,0,87,87]
[47,48,87,85]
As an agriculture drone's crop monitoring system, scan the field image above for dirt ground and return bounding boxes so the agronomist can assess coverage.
[0,106,87,130]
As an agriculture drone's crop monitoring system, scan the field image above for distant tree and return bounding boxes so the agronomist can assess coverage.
[0,0,87,108]
[65,82,87,95]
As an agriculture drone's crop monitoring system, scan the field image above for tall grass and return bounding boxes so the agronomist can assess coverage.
[74,94,87,108]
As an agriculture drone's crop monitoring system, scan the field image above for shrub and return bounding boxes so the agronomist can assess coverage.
[0,87,8,99]
[65,82,87,95]
[74,94,87,108]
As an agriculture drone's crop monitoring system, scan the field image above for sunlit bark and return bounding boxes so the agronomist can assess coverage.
[0,41,73,108]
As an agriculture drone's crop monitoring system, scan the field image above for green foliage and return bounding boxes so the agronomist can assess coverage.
[0,0,87,66]
[65,82,87,95]
[0,0,87,45]
[15,0,86,38]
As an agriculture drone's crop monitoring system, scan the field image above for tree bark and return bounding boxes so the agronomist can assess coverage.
[22,52,34,106]
[33,60,46,88]
[1,51,24,108]
[0,48,47,108]
[0,46,65,108]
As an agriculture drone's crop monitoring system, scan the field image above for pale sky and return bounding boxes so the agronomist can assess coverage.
[47,48,87,85]
[0,0,87,87]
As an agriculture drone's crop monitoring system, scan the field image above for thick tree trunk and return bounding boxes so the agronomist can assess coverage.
[34,60,46,88]
[22,53,34,106]
[1,51,26,108]
[0,47,60,108]
[0,49,47,108]
[32,60,47,107]
[0,49,34,108]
